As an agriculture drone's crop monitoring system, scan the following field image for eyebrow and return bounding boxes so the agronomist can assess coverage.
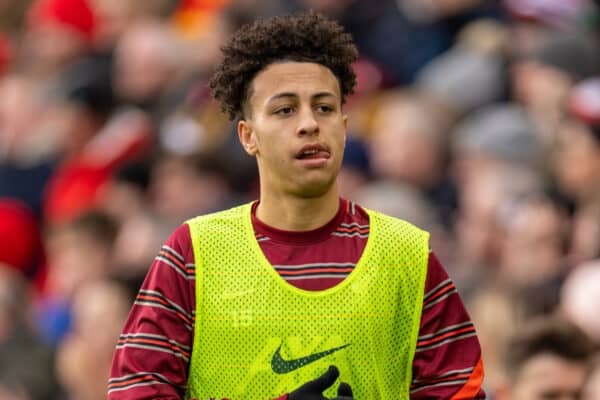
[267,91,338,103]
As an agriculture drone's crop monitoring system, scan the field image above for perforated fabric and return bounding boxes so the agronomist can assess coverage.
[186,203,429,399]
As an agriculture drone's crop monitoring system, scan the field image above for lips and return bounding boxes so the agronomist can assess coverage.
[295,144,330,160]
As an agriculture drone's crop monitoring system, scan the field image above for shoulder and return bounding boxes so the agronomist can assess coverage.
[167,223,192,245]
[186,203,252,226]
[357,202,429,239]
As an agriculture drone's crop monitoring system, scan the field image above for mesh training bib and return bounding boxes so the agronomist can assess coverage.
[186,203,429,399]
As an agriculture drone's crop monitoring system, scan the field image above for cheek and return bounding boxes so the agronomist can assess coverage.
[257,133,289,166]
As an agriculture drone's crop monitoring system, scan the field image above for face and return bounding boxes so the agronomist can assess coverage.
[500,198,565,285]
[114,22,173,102]
[370,97,442,189]
[512,61,573,114]
[553,120,600,199]
[511,353,587,400]
[238,62,347,198]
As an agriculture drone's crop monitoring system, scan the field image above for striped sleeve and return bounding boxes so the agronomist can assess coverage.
[108,224,195,399]
[411,252,485,399]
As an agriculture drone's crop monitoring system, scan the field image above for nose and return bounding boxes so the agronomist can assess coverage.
[297,106,319,136]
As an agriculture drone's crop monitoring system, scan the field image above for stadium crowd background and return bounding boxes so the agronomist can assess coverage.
[1,0,600,398]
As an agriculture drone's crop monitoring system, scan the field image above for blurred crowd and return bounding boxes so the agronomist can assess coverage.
[1,0,600,399]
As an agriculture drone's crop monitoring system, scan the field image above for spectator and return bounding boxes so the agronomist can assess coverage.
[557,78,600,263]
[38,210,118,345]
[510,31,600,141]
[498,193,569,288]
[112,19,183,118]
[368,89,457,227]
[0,265,59,400]
[148,152,235,234]
[496,317,595,400]
[369,89,450,192]
[0,74,55,216]
[20,0,98,80]
[56,278,133,400]
[417,19,508,115]
[450,104,543,284]
[1,0,600,397]
[100,161,162,280]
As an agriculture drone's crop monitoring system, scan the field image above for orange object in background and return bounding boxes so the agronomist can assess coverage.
[172,0,231,39]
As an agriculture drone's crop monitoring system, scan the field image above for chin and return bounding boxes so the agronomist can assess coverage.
[291,176,337,199]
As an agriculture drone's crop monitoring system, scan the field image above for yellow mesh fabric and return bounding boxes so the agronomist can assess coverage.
[186,203,429,399]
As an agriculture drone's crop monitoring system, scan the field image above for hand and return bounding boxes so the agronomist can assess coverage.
[288,365,353,400]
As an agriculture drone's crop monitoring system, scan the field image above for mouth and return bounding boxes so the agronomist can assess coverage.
[295,144,331,160]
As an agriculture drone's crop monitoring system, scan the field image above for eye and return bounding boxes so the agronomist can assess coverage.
[316,104,334,113]
[274,106,295,115]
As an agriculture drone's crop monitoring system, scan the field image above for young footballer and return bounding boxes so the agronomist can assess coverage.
[109,11,485,399]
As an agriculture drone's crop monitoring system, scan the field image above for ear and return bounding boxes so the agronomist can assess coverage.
[238,119,258,156]
[343,114,348,145]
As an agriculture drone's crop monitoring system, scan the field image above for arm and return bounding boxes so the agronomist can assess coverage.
[108,224,196,399]
[410,252,485,399]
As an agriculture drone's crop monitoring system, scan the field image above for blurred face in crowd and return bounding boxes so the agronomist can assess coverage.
[453,165,507,268]
[553,120,600,201]
[238,62,347,199]
[150,155,230,220]
[113,21,176,103]
[56,280,130,400]
[467,289,517,395]
[499,196,565,286]
[0,76,41,157]
[21,22,89,74]
[508,353,586,400]
[45,227,111,298]
[369,93,443,189]
[512,60,573,117]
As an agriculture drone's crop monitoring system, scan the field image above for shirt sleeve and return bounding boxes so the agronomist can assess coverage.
[108,224,196,399]
[410,252,485,399]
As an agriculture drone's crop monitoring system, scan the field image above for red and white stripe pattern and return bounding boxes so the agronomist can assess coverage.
[109,199,484,399]
[108,372,186,394]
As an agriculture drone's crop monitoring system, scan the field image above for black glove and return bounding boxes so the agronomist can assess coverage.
[288,365,353,400]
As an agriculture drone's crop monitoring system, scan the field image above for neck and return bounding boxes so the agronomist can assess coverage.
[256,185,340,231]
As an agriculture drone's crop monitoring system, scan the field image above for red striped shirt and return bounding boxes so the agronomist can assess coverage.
[109,199,485,399]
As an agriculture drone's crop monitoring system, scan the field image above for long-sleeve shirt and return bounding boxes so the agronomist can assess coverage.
[109,199,485,399]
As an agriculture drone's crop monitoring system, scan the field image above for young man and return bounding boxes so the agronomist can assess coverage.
[109,12,485,399]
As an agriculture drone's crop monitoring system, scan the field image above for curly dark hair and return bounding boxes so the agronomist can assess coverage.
[209,11,358,120]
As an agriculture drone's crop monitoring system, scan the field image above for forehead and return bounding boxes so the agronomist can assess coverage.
[517,353,586,388]
[249,62,341,103]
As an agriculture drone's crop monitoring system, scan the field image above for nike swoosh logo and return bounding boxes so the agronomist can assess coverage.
[271,343,350,374]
